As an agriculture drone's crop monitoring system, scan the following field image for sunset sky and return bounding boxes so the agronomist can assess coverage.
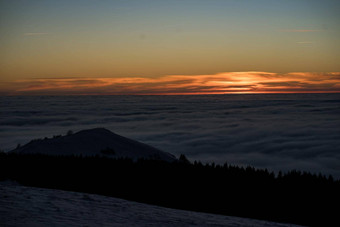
[1,0,339,95]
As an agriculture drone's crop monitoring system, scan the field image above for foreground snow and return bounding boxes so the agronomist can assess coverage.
[0,182,303,227]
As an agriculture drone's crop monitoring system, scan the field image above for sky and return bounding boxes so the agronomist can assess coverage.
[1,0,340,95]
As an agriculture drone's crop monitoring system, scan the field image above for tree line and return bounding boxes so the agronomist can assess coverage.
[0,152,339,227]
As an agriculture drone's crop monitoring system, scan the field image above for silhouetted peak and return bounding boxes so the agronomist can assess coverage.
[11,128,176,162]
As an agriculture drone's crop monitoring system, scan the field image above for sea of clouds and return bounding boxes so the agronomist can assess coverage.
[1,94,339,178]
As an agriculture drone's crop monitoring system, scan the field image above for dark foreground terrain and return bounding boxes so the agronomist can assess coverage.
[1,153,339,226]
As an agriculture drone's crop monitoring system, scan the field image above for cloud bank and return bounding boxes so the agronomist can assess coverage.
[1,72,340,95]
[1,94,340,178]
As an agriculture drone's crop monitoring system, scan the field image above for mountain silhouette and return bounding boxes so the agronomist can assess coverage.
[11,128,176,162]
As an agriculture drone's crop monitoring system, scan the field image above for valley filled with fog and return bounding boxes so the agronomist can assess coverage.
[1,94,339,178]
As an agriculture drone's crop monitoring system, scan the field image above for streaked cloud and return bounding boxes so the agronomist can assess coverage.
[280,29,322,32]
[24,33,49,36]
[1,72,339,95]
[297,41,315,44]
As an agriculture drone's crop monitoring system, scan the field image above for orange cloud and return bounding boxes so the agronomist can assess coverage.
[1,72,339,95]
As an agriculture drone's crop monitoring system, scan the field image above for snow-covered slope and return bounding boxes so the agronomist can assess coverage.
[10,128,176,162]
[0,182,304,227]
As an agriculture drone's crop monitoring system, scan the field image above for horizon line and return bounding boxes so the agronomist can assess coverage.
[1,71,339,96]
[2,91,340,97]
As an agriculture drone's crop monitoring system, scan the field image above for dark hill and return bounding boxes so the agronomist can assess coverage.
[11,128,176,162]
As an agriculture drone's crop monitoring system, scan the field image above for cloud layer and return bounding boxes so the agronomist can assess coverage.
[1,72,339,95]
[1,94,340,178]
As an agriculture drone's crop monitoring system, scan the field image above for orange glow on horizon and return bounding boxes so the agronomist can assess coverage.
[1,72,339,95]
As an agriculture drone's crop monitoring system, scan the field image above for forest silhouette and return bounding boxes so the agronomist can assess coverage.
[1,152,339,227]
